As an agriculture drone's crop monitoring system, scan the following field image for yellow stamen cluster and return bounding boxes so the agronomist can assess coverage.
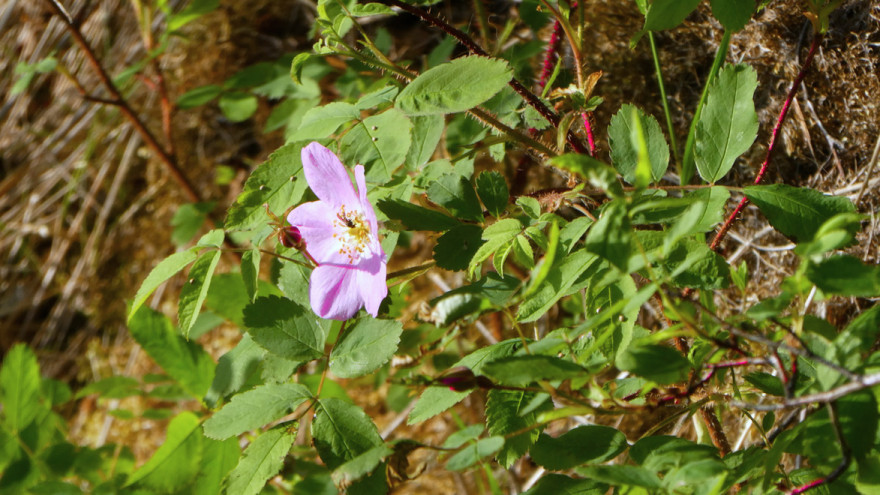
[331,204,371,263]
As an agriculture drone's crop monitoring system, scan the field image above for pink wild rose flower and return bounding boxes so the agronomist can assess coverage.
[287,142,387,320]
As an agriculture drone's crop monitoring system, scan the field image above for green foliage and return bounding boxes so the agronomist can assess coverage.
[642,0,701,32]
[608,104,669,185]
[530,425,628,469]
[203,383,311,439]
[243,295,328,362]
[695,64,758,183]
[744,184,855,243]
[225,427,295,495]
[340,108,413,182]
[0,344,41,433]
[396,56,512,115]
[329,318,403,378]
[224,142,309,231]
[710,0,755,31]
[129,307,216,399]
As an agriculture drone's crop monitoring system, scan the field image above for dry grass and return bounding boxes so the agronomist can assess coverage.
[1,0,879,492]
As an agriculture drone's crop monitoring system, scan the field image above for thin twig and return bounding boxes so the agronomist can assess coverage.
[373,0,589,155]
[43,0,199,203]
[733,371,880,411]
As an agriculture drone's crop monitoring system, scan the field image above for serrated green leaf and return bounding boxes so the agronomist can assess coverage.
[608,104,669,185]
[517,196,542,218]
[434,224,484,271]
[126,412,202,491]
[662,240,730,290]
[428,173,483,222]
[487,389,547,468]
[349,3,394,16]
[744,184,855,243]
[0,344,41,432]
[204,334,264,407]
[178,250,221,338]
[483,355,588,386]
[469,218,523,271]
[585,200,631,271]
[517,248,597,323]
[203,383,311,440]
[191,437,239,495]
[577,465,662,489]
[241,249,260,303]
[550,154,623,198]
[224,427,295,495]
[177,84,222,109]
[129,307,215,399]
[522,474,608,495]
[396,56,512,116]
[531,425,627,470]
[710,0,754,31]
[446,436,504,470]
[406,114,445,169]
[376,198,460,231]
[340,108,412,182]
[171,202,215,247]
[330,318,403,378]
[313,398,383,469]
[289,102,359,141]
[475,171,509,218]
[408,340,520,424]
[617,344,691,385]
[243,296,327,361]
[643,0,701,31]
[744,372,784,396]
[695,64,758,183]
[219,92,258,122]
[225,142,309,231]
[129,249,198,323]
[807,255,880,297]
[289,52,311,85]
[196,228,225,248]
[356,85,399,111]
[331,444,394,487]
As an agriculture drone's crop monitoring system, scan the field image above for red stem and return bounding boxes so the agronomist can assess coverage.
[581,112,596,156]
[709,34,823,252]
[538,20,563,90]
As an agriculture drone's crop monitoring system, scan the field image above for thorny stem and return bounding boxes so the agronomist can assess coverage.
[788,402,850,494]
[44,0,199,203]
[538,21,564,91]
[580,112,596,156]
[709,33,824,252]
[373,0,590,154]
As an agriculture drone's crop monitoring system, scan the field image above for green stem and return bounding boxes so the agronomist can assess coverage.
[681,29,731,185]
[648,32,680,167]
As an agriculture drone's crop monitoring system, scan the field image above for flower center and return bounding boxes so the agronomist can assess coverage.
[332,205,371,263]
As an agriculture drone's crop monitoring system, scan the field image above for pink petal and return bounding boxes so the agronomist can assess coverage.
[357,255,387,317]
[354,164,379,235]
[301,142,358,207]
[309,265,362,320]
[287,201,349,265]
